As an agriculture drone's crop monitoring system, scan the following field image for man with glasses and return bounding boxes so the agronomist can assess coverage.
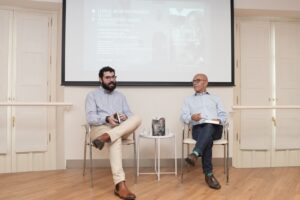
[181,73,228,190]
[85,66,141,200]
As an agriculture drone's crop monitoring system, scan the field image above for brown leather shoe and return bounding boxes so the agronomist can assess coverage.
[92,139,104,150]
[114,181,136,200]
[92,133,111,150]
[185,153,198,167]
[205,174,221,190]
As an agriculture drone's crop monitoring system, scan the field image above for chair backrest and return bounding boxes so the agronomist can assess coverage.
[83,124,90,134]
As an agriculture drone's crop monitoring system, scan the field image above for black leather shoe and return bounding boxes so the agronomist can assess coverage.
[205,174,221,190]
[185,153,198,167]
[92,139,104,150]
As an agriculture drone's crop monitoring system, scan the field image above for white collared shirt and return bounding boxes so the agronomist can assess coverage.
[85,87,132,125]
[181,92,228,125]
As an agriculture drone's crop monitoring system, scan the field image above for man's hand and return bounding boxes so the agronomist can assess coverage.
[119,113,128,121]
[106,113,128,126]
[106,115,119,127]
[191,113,202,121]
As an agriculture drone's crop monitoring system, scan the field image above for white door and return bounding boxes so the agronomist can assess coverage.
[237,20,273,167]
[0,9,56,173]
[273,22,300,166]
[0,9,12,172]
[12,11,50,172]
[235,19,300,168]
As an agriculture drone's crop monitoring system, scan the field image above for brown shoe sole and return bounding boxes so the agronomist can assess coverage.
[114,189,136,200]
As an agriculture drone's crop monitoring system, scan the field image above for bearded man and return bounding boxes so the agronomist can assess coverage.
[85,66,141,200]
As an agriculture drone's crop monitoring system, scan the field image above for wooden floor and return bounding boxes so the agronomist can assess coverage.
[0,166,300,200]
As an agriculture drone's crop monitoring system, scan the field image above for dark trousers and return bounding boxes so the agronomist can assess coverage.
[192,123,223,175]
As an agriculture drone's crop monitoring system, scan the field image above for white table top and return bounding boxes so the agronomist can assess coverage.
[139,132,174,139]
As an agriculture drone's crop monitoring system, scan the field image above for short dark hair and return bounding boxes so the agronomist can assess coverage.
[98,66,115,78]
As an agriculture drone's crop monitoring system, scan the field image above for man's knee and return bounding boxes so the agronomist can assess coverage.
[129,114,142,126]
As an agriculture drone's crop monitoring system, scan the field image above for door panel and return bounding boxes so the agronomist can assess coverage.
[273,22,300,166]
[238,21,273,167]
[276,110,300,150]
[0,9,12,173]
[240,111,272,150]
[14,12,49,153]
[0,10,11,155]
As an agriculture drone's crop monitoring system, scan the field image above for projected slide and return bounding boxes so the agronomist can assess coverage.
[63,0,233,86]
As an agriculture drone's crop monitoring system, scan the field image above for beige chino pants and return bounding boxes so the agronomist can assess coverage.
[90,114,141,185]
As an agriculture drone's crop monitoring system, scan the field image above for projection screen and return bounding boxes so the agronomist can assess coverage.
[62,0,234,86]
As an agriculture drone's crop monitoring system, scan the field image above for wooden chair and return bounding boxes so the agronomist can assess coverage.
[82,124,137,187]
[181,122,229,183]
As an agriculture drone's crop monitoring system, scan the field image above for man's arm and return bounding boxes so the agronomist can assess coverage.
[216,96,228,124]
[85,93,107,125]
[180,98,192,124]
[121,95,133,119]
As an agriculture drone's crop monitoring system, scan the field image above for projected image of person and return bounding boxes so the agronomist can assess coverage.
[184,10,205,63]
[171,9,205,65]
[152,31,168,65]
[151,9,169,65]
[181,73,228,190]
[85,66,141,200]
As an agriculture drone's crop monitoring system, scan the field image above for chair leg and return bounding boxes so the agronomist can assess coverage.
[134,139,137,184]
[226,143,229,184]
[137,133,140,179]
[181,142,184,183]
[83,133,87,176]
[224,145,226,174]
[89,137,94,187]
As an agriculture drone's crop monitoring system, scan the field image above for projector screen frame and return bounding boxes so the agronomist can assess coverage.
[61,0,235,87]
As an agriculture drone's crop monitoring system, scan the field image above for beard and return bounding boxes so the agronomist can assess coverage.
[102,81,116,92]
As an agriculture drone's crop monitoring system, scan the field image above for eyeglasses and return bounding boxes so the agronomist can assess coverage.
[192,79,207,85]
[103,75,117,80]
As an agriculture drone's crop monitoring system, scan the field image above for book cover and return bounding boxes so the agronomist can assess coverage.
[113,112,121,124]
[203,119,220,125]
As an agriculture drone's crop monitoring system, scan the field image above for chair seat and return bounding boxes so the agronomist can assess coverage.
[183,138,228,145]
[183,138,196,144]
[122,139,135,145]
[213,139,228,145]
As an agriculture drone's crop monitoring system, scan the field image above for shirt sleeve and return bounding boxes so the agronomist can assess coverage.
[85,92,107,125]
[215,96,228,124]
[180,98,192,124]
[122,95,133,117]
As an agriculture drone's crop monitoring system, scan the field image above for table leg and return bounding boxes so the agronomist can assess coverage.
[158,137,160,181]
[174,134,177,175]
[137,134,139,176]
[154,138,157,174]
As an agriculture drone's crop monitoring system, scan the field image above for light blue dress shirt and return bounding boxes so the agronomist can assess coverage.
[85,87,133,126]
[181,92,228,126]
